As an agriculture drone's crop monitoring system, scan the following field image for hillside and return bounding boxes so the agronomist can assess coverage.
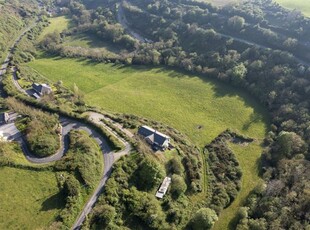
[0,0,309,229]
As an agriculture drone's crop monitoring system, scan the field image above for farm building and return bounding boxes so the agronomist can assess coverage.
[156,177,171,199]
[31,83,52,98]
[138,125,170,150]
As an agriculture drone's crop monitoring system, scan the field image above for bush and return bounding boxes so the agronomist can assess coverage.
[171,174,187,198]
[136,156,165,191]
[190,208,218,230]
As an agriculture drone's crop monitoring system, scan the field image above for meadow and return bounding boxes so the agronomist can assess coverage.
[276,0,310,16]
[0,167,63,229]
[28,57,269,147]
[38,16,71,41]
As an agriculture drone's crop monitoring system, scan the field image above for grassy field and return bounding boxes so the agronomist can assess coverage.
[27,56,269,147]
[38,16,71,41]
[0,167,63,229]
[64,33,122,56]
[213,143,263,230]
[276,0,310,16]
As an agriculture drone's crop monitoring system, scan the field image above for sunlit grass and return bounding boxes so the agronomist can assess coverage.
[0,167,63,229]
[27,56,269,147]
[276,0,310,16]
[38,16,71,41]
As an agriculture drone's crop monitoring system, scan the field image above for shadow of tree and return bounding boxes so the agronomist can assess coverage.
[242,112,264,131]
[40,191,65,211]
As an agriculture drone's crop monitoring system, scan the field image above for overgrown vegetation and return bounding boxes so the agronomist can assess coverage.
[6,97,60,157]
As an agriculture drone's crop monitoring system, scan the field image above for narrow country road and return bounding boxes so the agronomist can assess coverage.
[117,1,151,43]
[0,18,133,230]
[0,22,37,79]
[217,32,310,66]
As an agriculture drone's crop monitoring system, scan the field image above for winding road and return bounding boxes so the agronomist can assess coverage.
[0,19,133,230]
[117,2,152,43]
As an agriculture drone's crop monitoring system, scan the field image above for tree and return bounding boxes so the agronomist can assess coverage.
[283,38,298,50]
[276,131,307,159]
[137,157,165,191]
[126,187,167,229]
[93,204,116,228]
[171,174,187,198]
[228,16,245,31]
[190,208,218,230]
[230,63,247,84]
[64,175,80,197]
[168,157,184,175]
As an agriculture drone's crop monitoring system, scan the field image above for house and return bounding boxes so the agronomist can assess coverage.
[0,112,9,124]
[32,83,52,98]
[138,125,170,150]
[156,177,171,199]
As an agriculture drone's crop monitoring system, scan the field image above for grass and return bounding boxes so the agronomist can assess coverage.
[213,143,263,230]
[276,0,310,16]
[27,55,269,228]
[38,16,71,41]
[28,56,269,147]
[63,33,122,56]
[0,167,64,229]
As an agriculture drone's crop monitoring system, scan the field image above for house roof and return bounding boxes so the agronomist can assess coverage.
[138,126,170,147]
[32,83,52,95]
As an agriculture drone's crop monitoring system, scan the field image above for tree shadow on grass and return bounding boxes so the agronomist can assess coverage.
[40,191,65,211]
[242,112,264,131]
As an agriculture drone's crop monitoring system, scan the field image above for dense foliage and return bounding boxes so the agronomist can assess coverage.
[204,131,247,214]
[6,97,60,157]
[55,129,103,188]
[56,129,103,227]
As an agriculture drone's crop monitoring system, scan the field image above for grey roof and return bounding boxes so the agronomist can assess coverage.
[32,83,52,95]
[138,126,170,147]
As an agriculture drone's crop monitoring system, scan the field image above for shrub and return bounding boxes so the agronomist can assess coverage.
[190,208,218,230]
[171,174,187,198]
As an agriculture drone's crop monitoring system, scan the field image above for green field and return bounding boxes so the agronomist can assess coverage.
[0,167,63,229]
[27,55,269,228]
[28,56,268,146]
[213,143,263,230]
[276,0,310,16]
[38,16,71,41]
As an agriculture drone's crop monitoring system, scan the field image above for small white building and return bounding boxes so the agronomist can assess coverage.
[0,131,8,142]
[156,177,171,199]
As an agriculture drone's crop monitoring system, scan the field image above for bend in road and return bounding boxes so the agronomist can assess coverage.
[0,18,132,230]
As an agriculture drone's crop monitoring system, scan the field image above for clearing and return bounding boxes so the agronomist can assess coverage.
[0,167,63,229]
[38,16,71,41]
